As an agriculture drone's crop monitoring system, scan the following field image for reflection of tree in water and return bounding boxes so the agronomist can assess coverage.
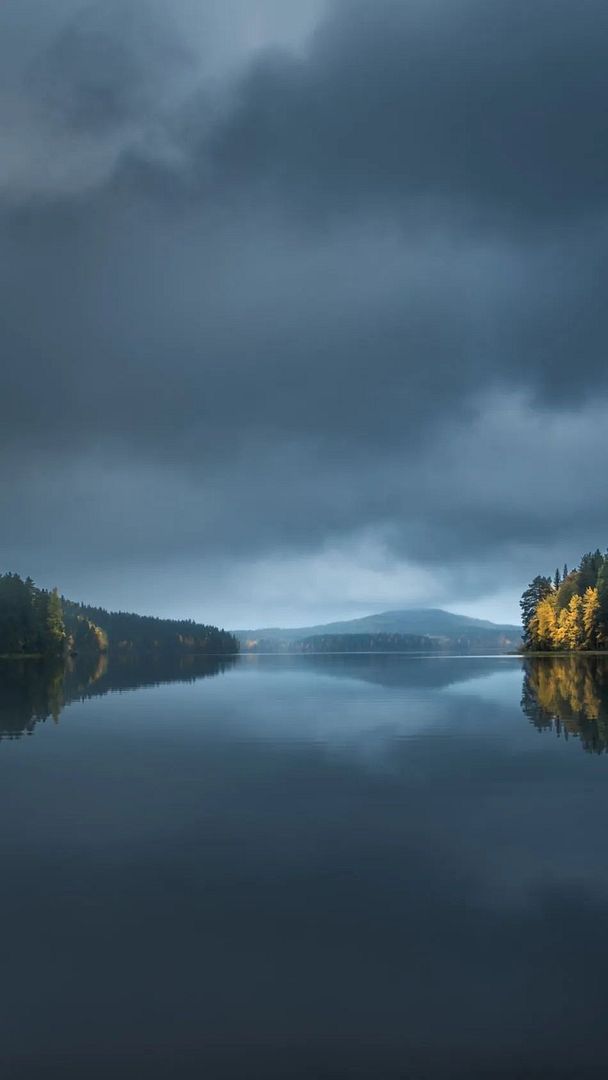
[521,657,608,753]
[0,660,65,739]
[0,653,237,740]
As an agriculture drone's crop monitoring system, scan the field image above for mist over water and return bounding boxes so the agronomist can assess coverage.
[2,653,608,1078]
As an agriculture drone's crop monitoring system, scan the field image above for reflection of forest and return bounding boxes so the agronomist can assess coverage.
[521,656,608,753]
[0,660,65,739]
[0,653,237,740]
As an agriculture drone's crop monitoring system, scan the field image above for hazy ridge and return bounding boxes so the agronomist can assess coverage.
[235,608,521,652]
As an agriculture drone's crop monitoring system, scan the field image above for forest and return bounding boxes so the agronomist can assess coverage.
[291,633,437,653]
[243,632,438,654]
[0,574,66,657]
[0,573,239,658]
[521,550,608,651]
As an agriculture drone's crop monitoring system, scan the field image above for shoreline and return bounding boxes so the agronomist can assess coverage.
[520,649,608,657]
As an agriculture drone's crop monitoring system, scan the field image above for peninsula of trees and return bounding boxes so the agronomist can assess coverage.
[0,573,239,658]
[521,550,608,651]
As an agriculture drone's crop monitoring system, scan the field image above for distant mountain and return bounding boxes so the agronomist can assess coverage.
[235,608,521,653]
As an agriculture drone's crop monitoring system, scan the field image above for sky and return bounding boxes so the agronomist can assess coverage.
[2,0,608,630]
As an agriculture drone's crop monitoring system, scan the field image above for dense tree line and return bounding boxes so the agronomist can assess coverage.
[245,632,438,653]
[62,598,239,654]
[0,572,239,657]
[292,633,437,653]
[521,549,608,651]
[0,574,66,656]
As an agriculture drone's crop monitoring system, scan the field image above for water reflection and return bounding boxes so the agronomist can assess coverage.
[522,655,608,753]
[8,652,608,757]
[0,659,65,739]
[264,651,516,690]
[0,652,237,739]
[4,652,608,1077]
[0,652,515,741]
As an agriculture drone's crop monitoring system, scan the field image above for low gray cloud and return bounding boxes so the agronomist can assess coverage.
[1,0,607,624]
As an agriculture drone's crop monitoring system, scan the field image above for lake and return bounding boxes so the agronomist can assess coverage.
[2,652,608,1079]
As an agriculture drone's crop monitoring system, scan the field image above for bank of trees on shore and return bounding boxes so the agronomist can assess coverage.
[0,574,66,656]
[63,599,239,655]
[521,550,608,651]
[292,633,436,653]
[242,632,438,653]
[0,573,239,657]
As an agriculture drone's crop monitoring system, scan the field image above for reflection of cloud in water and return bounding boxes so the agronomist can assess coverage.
[5,654,608,1075]
[445,663,523,709]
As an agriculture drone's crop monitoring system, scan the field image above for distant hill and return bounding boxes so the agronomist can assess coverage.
[235,608,521,653]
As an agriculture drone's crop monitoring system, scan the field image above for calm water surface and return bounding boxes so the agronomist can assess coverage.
[2,652,608,1079]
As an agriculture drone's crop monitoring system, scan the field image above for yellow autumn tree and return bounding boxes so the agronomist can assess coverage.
[559,594,584,651]
[582,586,600,649]
[529,594,557,649]
[523,550,608,653]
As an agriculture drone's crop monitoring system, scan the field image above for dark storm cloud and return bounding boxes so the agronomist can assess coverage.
[1,0,608,620]
[197,0,608,227]
[29,3,191,134]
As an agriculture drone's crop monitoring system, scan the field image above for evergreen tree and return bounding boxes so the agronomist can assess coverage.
[520,576,553,646]
[1,572,239,657]
[597,562,608,646]
[556,571,581,611]
[578,550,603,592]
[43,588,66,655]
[523,550,608,652]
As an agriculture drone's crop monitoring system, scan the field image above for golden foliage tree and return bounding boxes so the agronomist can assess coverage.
[529,594,557,650]
[526,585,601,652]
[582,586,600,649]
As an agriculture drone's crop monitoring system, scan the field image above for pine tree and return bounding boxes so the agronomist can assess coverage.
[520,576,553,646]
[597,562,608,646]
[578,550,604,592]
[43,588,66,655]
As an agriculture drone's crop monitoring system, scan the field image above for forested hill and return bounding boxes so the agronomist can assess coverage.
[236,608,521,652]
[521,549,608,651]
[0,573,239,658]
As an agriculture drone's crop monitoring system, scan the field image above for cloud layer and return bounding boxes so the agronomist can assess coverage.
[2,0,608,625]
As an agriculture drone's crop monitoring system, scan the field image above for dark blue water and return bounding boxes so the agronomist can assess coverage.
[2,652,608,1079]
